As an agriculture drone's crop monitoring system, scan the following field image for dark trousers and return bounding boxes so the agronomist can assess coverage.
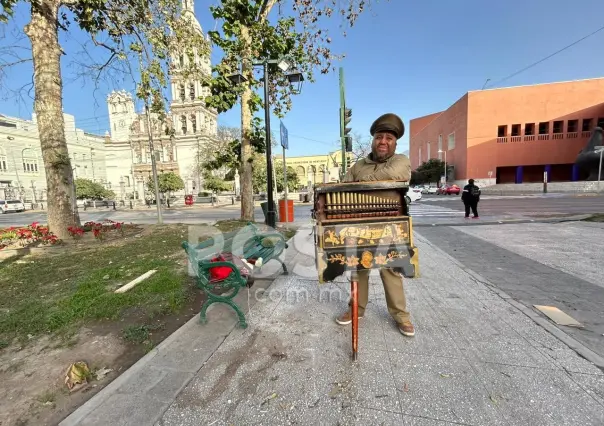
[464,201,478,217]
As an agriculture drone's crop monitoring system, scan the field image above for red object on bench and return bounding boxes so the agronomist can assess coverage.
[208,253,251,283]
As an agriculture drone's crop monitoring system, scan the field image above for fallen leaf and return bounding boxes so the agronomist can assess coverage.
[65,361,91,391]
[439,373,451,378]
[490,395,498,404]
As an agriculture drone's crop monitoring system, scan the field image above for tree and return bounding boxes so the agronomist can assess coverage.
[0,0,208,239]
[275,165,299,193]
[75,178,115,199]
[414,159,451,184]
[146,172,185,196]
[203,0,382,221]
[202,171,232,193]
[349,131,372,161]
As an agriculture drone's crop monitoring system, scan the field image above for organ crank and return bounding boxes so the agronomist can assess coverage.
[313,180,419,360]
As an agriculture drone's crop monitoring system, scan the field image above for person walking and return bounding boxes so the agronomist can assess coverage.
[335,113,415,337]
[462,178,480,219]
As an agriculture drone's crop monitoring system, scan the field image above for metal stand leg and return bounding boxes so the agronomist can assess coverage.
[351,279,359,361]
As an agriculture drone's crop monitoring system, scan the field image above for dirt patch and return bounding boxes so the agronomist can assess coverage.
[0,289,204,426]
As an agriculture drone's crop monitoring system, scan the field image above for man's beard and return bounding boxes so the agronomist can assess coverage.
[372,148,391,162]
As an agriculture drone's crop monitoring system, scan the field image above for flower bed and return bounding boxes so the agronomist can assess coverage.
[0,222,60,250]
[67,219,128,241]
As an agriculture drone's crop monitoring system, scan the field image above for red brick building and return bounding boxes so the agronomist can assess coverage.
[409,78,604,185]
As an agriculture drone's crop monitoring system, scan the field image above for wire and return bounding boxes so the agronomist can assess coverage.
[486,24,604,89]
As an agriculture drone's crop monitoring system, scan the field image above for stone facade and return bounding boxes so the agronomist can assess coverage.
[104,0,217,200]
[0,113,107,202]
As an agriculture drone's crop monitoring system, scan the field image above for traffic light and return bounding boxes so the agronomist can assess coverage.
[346,155,352,169]
[344,135,352,152]
[343,108,352,135]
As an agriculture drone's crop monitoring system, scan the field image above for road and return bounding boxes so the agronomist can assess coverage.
[1,193,602,228]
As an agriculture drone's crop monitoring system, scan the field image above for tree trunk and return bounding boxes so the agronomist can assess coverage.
[25,0,80,239]
[239,25,254,221]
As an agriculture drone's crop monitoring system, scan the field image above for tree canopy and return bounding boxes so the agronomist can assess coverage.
[75,178,115,200]
[412,158,451,184]
[146,172,185,194]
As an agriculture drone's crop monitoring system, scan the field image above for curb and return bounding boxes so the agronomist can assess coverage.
[413,231,604,371]
[414,214,593,228]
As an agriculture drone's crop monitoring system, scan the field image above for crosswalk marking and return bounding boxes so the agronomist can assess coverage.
[420,194,565,202]
[408,203,460,216]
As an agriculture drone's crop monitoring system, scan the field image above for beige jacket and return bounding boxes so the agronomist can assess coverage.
[343,153,411,183]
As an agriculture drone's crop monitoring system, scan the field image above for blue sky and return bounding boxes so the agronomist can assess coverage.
[2,0,604,157]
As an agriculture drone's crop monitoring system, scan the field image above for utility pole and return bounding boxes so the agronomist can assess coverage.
[339,68,346,178]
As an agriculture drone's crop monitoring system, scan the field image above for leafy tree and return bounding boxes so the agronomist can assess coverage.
[0,0,208,239]
[75,178,115,200]
[147,172,185,196]
[414,159,452,184]
[203,0,382,221]
[202,171,232,193]
[275,165,300,193]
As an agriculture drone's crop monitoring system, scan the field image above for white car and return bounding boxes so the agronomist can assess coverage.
[405,187,422,204]
[0,199,25,213]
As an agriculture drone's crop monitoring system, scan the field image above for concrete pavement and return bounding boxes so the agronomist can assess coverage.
[60,223,604,426]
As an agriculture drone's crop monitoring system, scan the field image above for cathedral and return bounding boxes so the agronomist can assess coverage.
[104,0,217,201]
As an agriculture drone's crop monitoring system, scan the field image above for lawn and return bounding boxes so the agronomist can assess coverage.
[0,219,296,426]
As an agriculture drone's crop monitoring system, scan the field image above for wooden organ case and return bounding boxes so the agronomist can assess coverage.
[313,180,420,360]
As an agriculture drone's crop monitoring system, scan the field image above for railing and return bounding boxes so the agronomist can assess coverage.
[567,132,578,139]
[524,135,535,141]
[496,137,508,143]
[537,134,550,140]
[552,133,564,140]
[510,136,522,142]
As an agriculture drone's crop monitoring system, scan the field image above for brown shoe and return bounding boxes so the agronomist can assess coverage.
[335,311,364,325]
[398,322,415,337]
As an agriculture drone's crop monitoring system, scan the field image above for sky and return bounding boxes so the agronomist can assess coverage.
[2,0,604,157]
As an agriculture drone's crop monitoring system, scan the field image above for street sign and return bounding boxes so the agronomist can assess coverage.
[280,121,289,150]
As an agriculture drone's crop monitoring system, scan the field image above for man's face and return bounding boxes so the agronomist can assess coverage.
[371,131,397,161]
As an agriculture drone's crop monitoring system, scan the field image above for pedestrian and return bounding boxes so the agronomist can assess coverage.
[335,113,416,337]
[462,178,480,219]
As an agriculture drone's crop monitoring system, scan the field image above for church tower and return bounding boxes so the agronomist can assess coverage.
[169,0,216,138]
[106,91,137,142]
[169,0,218,195]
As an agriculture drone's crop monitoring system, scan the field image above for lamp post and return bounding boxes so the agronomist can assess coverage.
[438,149,447,185]
[226,57,304,229]
[595,145,604,191]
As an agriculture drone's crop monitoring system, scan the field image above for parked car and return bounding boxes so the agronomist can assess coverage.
[421,185,438,194]
[0,199,25,213]
[405,187,423,204]
[437,184,460,195]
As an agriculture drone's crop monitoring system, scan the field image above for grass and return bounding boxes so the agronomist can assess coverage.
[0,220,297,346]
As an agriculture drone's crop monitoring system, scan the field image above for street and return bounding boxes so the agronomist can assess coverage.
[1,193,602,228]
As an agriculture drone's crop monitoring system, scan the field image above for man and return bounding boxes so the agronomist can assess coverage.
[461,178,480,219]
[335,113,415,337]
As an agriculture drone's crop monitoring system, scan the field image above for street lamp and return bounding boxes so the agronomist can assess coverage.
[226,57,305,228]
[595,145,604,191]
[438,149,447,185]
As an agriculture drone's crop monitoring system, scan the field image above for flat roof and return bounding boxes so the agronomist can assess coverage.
[469,76,604,94]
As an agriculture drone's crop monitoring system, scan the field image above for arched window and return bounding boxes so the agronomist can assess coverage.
[22,148,38,173]
[0,147,7,172]
[179,84,186,102]
[179,55,184,68]
[189,83,195,101]
[190,114,197,133]
[180,115,187,134]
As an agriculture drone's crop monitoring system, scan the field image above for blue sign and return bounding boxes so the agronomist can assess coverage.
[280,121,289,150]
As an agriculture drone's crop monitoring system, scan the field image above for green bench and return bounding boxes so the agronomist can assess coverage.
[182,222,289,328]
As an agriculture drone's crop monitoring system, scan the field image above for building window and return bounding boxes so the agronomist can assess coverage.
[189,83,195,101]
[179,84,186,102]
[598,117,604,128]
[418,147,422,166]
[447,133,455,150]
[22,149,38,174]
[553,121,563,134]
[191,114,197,133]
[538,122,549,135]
[179,55,184,68]
[0,149,6,172]
[568,119,578,133]
[427,142,431,160]
[497,125,507,137]
[437,135,442,159]
[524,123,535,136]
[582,118,592,132]
[511,124,521,136]
[180,115,187,134]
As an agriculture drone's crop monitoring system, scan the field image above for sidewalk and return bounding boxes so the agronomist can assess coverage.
[61,226,604,425]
